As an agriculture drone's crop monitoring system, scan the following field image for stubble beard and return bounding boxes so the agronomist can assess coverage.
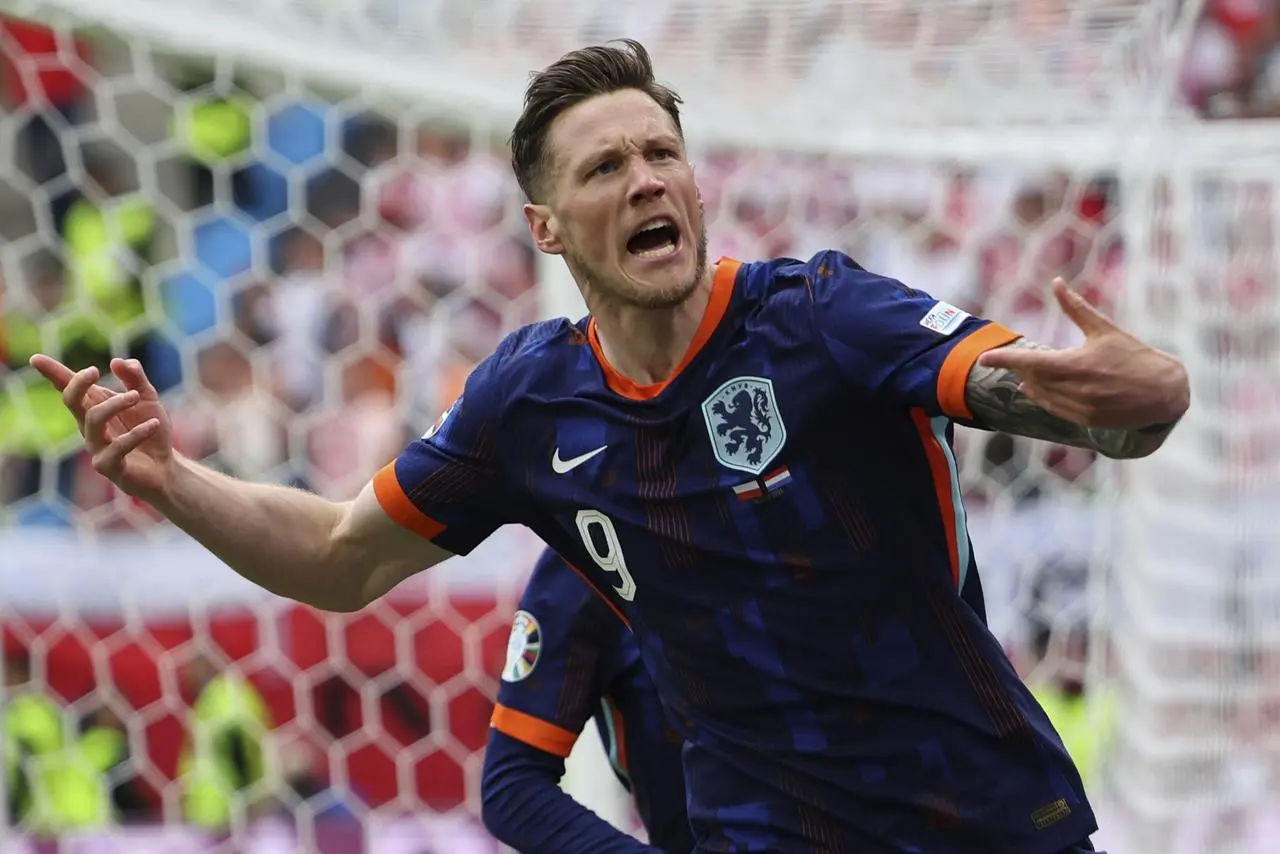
[570,223,710,312]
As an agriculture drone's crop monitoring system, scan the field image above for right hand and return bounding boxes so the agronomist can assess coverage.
[29,354,174,499]
[976,278,1190,430]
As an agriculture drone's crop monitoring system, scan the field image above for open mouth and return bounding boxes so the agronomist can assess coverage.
[626,217,681,260]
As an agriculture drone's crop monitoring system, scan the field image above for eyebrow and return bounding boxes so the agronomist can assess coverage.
[578,144,620,169]
[577,134,682,170]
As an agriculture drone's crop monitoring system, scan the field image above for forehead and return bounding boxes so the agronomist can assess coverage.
[548,89,680,169]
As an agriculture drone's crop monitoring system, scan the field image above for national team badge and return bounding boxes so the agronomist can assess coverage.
[700,376,787,476]
[501,610,542,683]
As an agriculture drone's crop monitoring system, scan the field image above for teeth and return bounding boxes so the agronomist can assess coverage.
[628,217,678,260]
[635,242,678,260]
[637,218,673,235]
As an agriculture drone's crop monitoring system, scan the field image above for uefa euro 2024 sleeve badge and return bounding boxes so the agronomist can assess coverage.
[501,610,542,682]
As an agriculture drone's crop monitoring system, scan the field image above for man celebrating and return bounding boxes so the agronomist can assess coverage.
[33,40,1187,854]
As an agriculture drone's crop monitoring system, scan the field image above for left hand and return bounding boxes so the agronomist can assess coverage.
[977,278,1190,430]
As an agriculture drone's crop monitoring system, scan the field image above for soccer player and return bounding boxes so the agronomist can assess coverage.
[481,548,692,853]
[34,39,1190,854]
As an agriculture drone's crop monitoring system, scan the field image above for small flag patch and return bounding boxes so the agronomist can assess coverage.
[732,466,792,501]
[763,468,793,490]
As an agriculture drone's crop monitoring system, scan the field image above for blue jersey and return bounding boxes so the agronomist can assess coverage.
[489,548,692,852]
[376,250,1098,853]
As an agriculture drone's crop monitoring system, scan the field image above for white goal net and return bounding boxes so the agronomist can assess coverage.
[0,1,1276,852]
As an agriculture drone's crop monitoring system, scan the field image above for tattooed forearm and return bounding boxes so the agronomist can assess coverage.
[964,340,1175,459]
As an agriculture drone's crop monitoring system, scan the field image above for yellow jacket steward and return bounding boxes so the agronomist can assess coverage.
[178,674,275,828]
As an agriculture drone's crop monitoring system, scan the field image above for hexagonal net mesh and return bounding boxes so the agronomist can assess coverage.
[0,2,1277,853]
[0,0,1203,155]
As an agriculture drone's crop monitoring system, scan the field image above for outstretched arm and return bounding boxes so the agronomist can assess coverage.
[962,279,1190,460]
[801,251,1188,456]
[30,356,456,612]
[157,460,449,611]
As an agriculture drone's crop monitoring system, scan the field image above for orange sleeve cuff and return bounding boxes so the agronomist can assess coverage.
[490,703,579,758]
[372,462,447,540]
[937,323,1022,421]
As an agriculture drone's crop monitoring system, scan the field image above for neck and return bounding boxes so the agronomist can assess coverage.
[587,265,716,386]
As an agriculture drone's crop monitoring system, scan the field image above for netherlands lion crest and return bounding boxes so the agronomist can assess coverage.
[700,376,787,476]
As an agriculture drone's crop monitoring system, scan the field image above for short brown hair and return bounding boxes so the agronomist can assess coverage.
[509,39,684,204]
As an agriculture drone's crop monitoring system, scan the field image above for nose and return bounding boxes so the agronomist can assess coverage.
[628,161,666,206]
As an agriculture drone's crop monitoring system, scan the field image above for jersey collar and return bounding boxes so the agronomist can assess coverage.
[587,258,740,401]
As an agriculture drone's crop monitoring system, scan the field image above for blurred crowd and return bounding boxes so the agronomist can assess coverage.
[1,2,1279,848]
[0,18,1128,527]
[1182,0,1280,119]
[0,25,540,523]
[5,1,1279,521]
[1,646,341,835]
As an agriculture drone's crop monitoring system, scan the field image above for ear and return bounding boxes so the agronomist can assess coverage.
[523,203,564,256]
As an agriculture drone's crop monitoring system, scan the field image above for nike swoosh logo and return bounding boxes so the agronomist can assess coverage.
[552,445,607,474]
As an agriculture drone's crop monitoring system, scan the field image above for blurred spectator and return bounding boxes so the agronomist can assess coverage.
[1024,623,1115,793]
[342,116,399,172]
[0,651,141,831]
[183,338,287,479]
[245,227,335,412]
[62,147,158,366]
[304,351,403,500]
[1182,0,1280,118]
[169,64,257,212]
[26,702,146,832]
[979,175,1090,348]
[1169,699,1280,853]
[482,237,538,314]
[0,251,85,508]
[78,704,149,822]
[4,651,64,826]
[0,16,94,232]
[177,654,277,829]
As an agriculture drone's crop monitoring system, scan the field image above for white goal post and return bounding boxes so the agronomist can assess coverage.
[1,1,1278,852]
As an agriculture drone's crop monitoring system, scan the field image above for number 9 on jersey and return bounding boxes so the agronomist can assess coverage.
[575,509,637,602]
